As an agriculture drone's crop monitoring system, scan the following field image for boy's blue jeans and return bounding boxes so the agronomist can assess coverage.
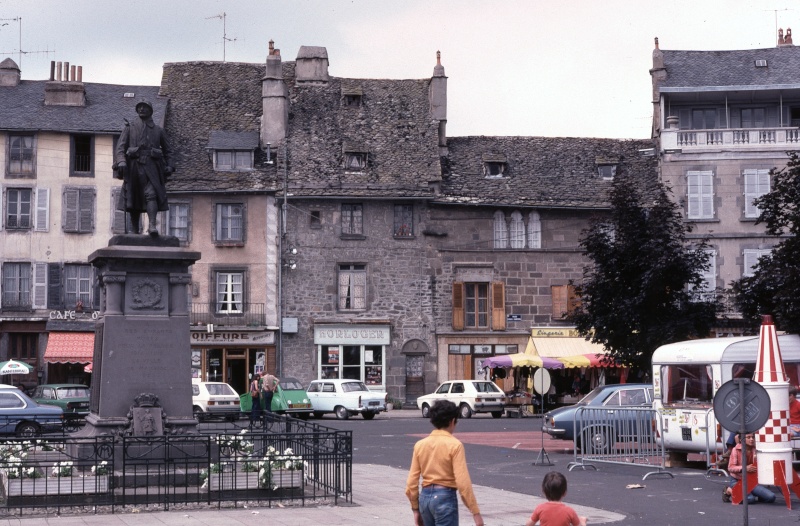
[419,486,458,526]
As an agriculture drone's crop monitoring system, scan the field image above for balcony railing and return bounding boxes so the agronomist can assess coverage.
[0,299,32,312]
[190,303,266,327]
[663,126,800,151]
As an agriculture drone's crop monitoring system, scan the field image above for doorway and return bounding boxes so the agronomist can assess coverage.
[226,355,247,395]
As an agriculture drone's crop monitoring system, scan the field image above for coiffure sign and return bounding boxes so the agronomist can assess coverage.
[314,325,391,345]
[191,331,275,345]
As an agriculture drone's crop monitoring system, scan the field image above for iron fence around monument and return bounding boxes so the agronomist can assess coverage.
[0,415,352,517]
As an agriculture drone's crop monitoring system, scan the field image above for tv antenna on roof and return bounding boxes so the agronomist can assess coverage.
[0,17,55,70]
[764,8,793,43]
[206,12,237,61]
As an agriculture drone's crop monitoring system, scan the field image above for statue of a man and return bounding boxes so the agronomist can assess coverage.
[114,100,174,235]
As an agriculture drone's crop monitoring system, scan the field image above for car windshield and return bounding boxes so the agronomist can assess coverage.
[473,382,501,393]
[206,383,236,396]
[56,387,90,399]
[342,381,369,392]
[281,378,304,390]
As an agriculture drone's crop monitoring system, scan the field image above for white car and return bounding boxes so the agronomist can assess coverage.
[306,379,388,420]
[191,380,240,421]
[416,380,507,419]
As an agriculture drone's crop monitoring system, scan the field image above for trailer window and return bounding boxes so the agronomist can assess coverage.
[660,364,713,404]
[735,361,800,386]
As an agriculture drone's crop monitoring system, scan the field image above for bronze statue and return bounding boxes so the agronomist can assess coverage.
[114,100,174,235]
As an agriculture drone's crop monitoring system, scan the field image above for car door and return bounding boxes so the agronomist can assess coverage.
[430,382,451,405]
[449,382,466,408]
[0,391,26,434]
[314,382,338,412]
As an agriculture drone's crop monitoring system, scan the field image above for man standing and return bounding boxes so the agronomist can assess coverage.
[405,400,484,526]
[114,100,174,235]
[262,372,280,418]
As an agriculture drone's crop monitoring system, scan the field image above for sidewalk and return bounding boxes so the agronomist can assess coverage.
[0,463,624,526]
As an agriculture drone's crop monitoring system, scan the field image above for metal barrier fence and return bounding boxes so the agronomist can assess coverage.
[568,406,673,480]
[0,414,352,516]
[703,408,729,478]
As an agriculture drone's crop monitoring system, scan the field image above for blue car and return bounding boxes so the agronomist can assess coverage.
[542,383,654,453]
[0,384,64,437]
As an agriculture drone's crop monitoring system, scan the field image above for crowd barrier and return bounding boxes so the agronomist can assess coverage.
[567,406,673,480]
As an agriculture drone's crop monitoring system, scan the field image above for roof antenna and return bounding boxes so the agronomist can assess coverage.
[205,12,238,61]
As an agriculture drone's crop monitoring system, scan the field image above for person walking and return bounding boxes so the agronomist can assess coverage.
[405,400,484,526]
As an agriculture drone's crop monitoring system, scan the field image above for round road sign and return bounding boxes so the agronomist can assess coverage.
[712,379,771,434]
[532,368,551,396]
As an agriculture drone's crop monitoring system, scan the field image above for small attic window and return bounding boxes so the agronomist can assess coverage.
[206,130,259,171]
[484,161,507,178]
[345,152,368,171]
[123,92,135,98]
[342,87,363,108]
[597,164,617,180]
[755,59,768,67]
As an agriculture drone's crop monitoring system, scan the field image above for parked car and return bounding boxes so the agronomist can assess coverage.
[31,384,91,416]
[0,384,64,436]
[271,377,313,419]
[192,380,241,421]
[416,380,507,419]
[306,379,387,420]
[542,383,654,453]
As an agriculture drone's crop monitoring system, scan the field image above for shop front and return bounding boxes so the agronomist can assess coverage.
[0,320,46,391]
[43,324,94,386]
[313,324,390,389]
[190,329,277,397]
[436,333,528,387]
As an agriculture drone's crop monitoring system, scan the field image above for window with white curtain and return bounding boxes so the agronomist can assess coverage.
[690,249,716,301]
[743,169,770,219]
[528,211,541,248]
[338,264,366,310]
[2,262,31,308]
[493,211,508,249]
[216,272,243,313]
[509,211,525,248]
[64,264,92,307]
[215,203,243,242]
[8,135,35,175]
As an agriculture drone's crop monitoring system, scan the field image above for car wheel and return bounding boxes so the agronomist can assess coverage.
[491,411,503,419]
[362,411,376,420]
[313,411,325,419]
[298,413,310,421]
[334,406,350,420]
[459,404,473,419]
[421,404,430,418]
[16,422,40,438]
[193,406,206,422]
[582,427,615,455]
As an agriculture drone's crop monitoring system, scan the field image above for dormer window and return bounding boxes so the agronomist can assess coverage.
[206,130,259,172]
[343,143,369,172]
[342,87,363,108]
[482,153,508,178]
[596,157,618,180]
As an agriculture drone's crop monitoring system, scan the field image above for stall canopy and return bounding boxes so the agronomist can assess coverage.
[481,353,564,370]
[526,337,619,369]
[44,332,94,365]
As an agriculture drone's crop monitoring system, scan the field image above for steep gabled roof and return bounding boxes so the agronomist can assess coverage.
[0,81,165,133]
[660,46,800,90]
[439,136,657,208]
[159,61,277,193]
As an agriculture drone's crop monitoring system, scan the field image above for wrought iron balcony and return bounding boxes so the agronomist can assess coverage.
[190,303,266,327]
[0,299,32,312]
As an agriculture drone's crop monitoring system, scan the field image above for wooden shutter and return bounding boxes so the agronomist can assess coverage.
[46,263,62,309]
[551,285,568,320]
[34,188,49,232]
[567,285,580,313]
[452,282,465,330]
[63,189,78,232]
[32,263,48,309]
[491,281,506,330]
[448,354,470,380]
[78,189,94,232]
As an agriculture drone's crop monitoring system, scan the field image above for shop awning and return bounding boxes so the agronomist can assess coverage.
[44,332,94,364]
[529,337,619,368]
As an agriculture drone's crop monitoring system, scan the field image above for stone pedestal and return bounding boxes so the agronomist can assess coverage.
[80,235,201,437]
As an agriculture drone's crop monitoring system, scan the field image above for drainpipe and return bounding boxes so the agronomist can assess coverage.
[278,142,288,377]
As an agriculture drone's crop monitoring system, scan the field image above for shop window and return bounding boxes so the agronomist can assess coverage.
[338,264,366,311]
[8,333,36,360]
[318,344,385,386]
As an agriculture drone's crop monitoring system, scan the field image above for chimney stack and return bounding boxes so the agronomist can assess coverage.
[261,40,289,149]
[429,50,448,151]
[45,59,86,106]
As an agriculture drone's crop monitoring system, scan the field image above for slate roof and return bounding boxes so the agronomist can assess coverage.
[660,46,800,90]
[159,61,277,193]
[0,79,166,133]
[439,136,657,208]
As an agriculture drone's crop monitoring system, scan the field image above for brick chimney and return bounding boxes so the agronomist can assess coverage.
[429,51,448,150]
[0,57,21,86]
[261,40,289,148]
[45,60,86,106]
[779,27,794,47]
[295,46,329,84]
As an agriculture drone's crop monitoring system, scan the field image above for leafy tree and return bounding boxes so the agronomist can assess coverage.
[569,173,718,374]
[732,152,800,333]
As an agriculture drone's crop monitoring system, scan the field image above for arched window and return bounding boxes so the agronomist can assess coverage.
[510,211,525,248]
[528,211,541,249]
[493,211,508,249]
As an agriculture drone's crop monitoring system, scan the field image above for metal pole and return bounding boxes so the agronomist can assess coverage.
[736,378,749,525]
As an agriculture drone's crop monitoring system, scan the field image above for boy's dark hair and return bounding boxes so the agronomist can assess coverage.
[542,471,568,501]
[429,400,459,429]
[791,387,799,396]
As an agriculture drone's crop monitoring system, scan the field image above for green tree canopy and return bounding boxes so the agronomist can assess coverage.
[570,173,717,373]
[733,152,800,333]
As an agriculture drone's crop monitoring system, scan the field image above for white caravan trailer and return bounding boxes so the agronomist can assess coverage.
[651,335,800,460]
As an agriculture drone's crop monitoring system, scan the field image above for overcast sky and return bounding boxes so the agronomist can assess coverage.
[0,0,794,138]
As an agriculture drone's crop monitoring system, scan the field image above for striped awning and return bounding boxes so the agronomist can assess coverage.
[529,337,619,368]
[44,332,94,364]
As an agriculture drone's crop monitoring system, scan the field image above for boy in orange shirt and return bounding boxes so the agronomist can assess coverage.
[526,471,587,526]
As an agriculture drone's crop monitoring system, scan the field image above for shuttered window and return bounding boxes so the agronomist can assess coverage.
[452,281,505,330]
[743,169,770,219]
[743,249,771,278]
[5,188,32,229]
[64,264,93,308]
[47,263,62,309]
[2,262,31,309]
[34,188,49,231]
[687,170,714,219]
[32,263,47,309]
[551,285,579,320]
[63,187,94,233]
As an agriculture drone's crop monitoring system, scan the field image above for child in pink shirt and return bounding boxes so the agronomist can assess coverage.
[526,471,587,526]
